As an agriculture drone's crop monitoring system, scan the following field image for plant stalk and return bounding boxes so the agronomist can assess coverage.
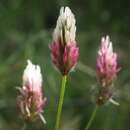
[55,75,67,130]
[22,123,26,130]
[85,105,98,130]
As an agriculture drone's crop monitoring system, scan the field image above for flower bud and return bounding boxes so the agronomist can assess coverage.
[49,7,79,75]
[17,60,47,121]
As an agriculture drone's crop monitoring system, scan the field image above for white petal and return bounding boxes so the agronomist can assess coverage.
[53,6,76,43]
[23,60,42,89]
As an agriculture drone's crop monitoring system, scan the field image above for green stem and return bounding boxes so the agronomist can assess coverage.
[85,105,98,130]
[55,75,67,130]
[22,123,26,130]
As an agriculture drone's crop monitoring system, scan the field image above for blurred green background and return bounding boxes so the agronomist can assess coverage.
[0,0,130,130]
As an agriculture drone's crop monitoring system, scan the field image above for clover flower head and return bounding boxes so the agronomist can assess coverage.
[17,60,47,122]
[49,7,79,75]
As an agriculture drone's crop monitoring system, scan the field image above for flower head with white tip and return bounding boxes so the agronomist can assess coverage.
[96,36,119,105]
[49,7,79,75]
[96,36,118,86]
[17,60,47,122]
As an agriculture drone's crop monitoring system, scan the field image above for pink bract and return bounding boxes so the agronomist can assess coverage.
[49,40,79,75]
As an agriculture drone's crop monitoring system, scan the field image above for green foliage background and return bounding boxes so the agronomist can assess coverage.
[0,0,130,130]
